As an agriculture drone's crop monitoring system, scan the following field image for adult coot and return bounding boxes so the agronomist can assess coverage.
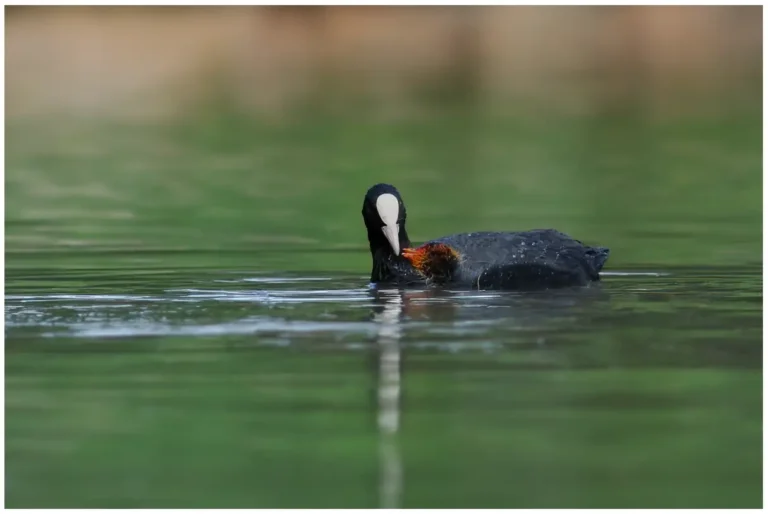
[362,183,610,290]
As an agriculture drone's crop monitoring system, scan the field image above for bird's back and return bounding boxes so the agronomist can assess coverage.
[429,229,609,289]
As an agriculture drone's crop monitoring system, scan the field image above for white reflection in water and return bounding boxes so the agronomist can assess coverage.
[373,290,404,509]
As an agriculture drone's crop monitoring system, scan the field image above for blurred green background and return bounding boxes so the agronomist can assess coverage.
[5,6,763,509]
[5,6,762,271]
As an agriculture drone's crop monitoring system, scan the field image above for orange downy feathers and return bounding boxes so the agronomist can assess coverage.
[401,243,460,282]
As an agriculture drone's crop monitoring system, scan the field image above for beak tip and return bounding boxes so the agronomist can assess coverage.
[381,223,400,257]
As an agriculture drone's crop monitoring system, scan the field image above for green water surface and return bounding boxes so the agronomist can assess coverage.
[5,107,762,508]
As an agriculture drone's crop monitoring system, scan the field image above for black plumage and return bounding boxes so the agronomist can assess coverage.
[362,184,609,290]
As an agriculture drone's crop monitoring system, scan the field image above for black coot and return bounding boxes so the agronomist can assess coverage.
[362,183,610,290]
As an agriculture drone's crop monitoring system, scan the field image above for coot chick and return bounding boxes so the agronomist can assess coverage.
[362,183,610,290]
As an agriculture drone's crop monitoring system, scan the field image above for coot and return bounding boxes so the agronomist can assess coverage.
[362,183,610,290]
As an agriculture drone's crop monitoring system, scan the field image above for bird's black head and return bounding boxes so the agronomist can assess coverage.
[362,183,415,283]
[362,183,411,256]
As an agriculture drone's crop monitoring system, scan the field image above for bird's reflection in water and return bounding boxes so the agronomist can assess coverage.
[368,287,495,509]
[371,288,405,509]
[369,287,498,508]
[368,284,611,507]
[372,285,610,327]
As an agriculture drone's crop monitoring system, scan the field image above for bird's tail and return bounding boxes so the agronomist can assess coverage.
[587,247,610,274]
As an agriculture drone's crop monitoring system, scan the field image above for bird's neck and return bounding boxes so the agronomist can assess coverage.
[368,227,412,282]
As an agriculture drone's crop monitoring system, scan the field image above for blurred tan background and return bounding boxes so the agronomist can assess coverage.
[6,6,762,121]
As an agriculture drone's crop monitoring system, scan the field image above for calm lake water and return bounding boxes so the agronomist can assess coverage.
[5,109,762,507]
